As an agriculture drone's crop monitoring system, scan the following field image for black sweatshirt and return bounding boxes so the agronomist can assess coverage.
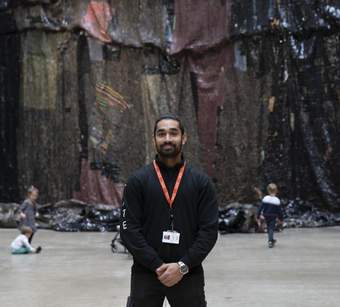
[120,158,218,273]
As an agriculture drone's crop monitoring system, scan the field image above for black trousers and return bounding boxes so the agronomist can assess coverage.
[265,217,276,242]
[127,265,207,307]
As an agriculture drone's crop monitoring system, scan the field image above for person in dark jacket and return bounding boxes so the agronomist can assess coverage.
[19,186,39,244]
[257,183,284,248]
[121,114,218,307]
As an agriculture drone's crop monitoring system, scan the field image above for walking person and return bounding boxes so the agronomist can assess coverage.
[19,186,39,243]
[257,183,284,248]
[121,114,218,307]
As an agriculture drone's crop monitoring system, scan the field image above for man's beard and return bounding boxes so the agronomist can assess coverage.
[156,142,182,158]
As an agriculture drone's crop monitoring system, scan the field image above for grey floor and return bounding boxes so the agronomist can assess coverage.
[0,227,340,307]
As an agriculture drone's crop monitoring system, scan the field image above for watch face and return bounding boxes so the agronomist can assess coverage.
[180,264,188,274]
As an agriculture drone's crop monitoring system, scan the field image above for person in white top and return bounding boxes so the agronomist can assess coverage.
[10,226,42,254]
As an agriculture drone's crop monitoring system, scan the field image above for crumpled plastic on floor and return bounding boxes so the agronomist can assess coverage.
[2,198,340,233]
[218,203,258,234]
[218,199,340,234]
[80,205,121,232]
[284,199,340,228]
[51,201,120,232]
[0,203,20,228]
[37,199,121,232]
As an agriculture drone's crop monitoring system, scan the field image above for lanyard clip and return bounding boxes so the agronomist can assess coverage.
[170,212,174,231]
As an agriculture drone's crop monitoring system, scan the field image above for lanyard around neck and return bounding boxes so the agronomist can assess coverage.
[153,160,186,208]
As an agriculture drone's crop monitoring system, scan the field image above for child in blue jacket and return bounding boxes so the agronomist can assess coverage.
[257,183,283,248]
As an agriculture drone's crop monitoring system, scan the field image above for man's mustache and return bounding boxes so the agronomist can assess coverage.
[161,143,175,147]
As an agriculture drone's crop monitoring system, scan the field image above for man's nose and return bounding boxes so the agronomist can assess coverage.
[165,133,172,141]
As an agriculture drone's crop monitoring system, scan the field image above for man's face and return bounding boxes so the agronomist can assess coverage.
[154,119,186,158]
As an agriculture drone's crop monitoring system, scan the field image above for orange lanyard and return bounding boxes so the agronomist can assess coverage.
[153,160,186,208]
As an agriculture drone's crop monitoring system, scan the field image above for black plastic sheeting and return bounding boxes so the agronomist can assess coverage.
[232,0,340,210]
[0,200,122,231]
[232,0,340,37]
[0,203,20,228]
[284,199,340,227]
[39,200,121,232]
[2,200,340,232]
[51,205,120,232]
[219,206,248,234]
[218,200,340,234]
[251,31,340,210]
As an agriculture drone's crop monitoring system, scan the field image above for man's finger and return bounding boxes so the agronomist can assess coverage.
[160,277,173,287]
[156,264,168,276]
[160,276,180,288]
[159,271,176,285]
[156,264,166,272]
[158,272,170,283]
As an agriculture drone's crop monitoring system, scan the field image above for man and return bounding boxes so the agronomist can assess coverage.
[121,114,218,307]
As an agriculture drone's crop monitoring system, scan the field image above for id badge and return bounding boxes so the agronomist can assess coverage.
[162,231,180,244]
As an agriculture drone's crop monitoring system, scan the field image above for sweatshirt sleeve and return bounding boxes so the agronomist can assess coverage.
[20,201,28,213]
[120,176,163,272]
[257,201,264,218]
[22,236,34,252]
[180,177,218,269]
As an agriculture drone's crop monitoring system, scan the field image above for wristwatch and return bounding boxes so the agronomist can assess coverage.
[177,261,189,275]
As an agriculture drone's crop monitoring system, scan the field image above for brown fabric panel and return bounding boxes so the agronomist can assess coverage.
[17,31,80,203]
[214,46,270,201]
[106,0,166,47]
[171,0,231,54]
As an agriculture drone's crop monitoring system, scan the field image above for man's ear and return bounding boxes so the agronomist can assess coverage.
[182,133,187,145]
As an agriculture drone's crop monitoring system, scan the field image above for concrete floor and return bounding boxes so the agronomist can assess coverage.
[0,227,340,307]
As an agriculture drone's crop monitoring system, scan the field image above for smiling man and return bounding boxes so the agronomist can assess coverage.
[121,114,218,307]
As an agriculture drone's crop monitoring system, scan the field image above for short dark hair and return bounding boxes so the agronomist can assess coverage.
[153,114,185,136]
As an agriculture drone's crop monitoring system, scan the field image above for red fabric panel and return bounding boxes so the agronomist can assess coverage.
[188,46,233,175]
[73,159,124,207]
[80,1,113,43]
[170,0,231,54]
[170,0,233,176]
